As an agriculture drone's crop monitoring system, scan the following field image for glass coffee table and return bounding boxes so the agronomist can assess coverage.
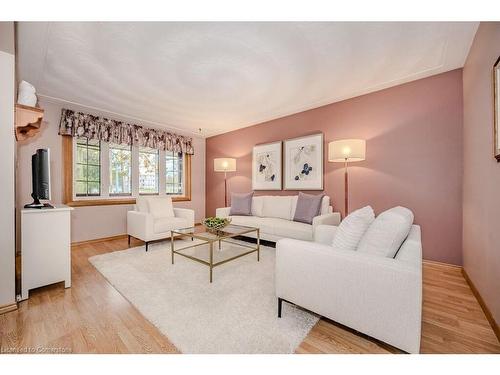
[170,224,260,283]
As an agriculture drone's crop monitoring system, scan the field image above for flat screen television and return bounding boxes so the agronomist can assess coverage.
[24,148,53,209]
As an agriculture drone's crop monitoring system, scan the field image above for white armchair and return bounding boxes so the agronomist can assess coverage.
[127,196,195,251]
[276,224,422,353]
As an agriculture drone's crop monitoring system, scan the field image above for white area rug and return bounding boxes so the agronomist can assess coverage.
[89,239,319,353]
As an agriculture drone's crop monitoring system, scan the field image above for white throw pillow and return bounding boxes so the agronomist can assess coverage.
[331,206,375,252]
[320,196,330,215]
[290,195,299,219]
[357,206,414,258]
[147,196,175,219]
[136,196,149,213]
[262,196,293,220]
[251,196,264,217]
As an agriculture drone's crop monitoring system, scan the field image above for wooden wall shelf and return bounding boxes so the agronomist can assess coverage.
[15,104,44,141]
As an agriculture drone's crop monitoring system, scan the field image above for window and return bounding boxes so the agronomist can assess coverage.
[166,152,184,195]
[75,138,101,196]
[109,143,132,196]
[139,147,159,194]
[65,137,191,206]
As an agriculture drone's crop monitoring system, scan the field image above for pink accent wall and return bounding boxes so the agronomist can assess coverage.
[206,69,464,265]
[462,22,500,324]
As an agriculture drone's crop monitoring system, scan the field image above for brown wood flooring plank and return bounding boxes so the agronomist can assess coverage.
[1,237,499,354]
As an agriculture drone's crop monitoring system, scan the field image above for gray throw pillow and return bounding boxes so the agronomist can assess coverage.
[293,192,325,224]
[229,192,254,216]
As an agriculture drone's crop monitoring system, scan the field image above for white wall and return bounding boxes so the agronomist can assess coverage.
[17,98,206,243]
[0,22,16,308]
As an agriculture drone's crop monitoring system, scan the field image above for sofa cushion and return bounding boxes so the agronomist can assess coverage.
[147,196,175,218]
[357,206,414,258]
[230,216,276,234]
[331,206,374,252]
[272,218,313,241]
[293,192,325,224]
[251,196,264,217]
[229,215,259,228]
[262,196,293,220]
[229,192,253,216]
[320,196,330,215]
[154,217,190,234]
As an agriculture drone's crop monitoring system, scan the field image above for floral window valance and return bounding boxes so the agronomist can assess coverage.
[58,108,194,155]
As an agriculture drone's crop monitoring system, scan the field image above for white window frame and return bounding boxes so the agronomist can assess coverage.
[70,139,188,203]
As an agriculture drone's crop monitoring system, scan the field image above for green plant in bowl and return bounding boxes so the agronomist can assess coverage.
[202,217,231,234]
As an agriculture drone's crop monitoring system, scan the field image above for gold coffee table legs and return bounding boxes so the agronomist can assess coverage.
[170,226,260,283]
[209,242,213,283]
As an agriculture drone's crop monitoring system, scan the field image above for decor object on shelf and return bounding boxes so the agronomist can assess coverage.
[216,195,341,242]
[494,56,500,161]
[252,141,282,190]
[127,196,195,252]
[213,158,237,207]
[59,108,194,155]
[284,133,323,190]
[202,217,232,234]
[275,213,422,353]
[17,80,37,107]
[14,104,44,141]
[328,139,366,216]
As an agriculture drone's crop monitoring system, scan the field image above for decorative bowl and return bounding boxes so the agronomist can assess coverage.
[202,217,231,234]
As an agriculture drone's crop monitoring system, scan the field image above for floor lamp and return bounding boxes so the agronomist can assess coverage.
[328,139,366,217]
[214,158,237,207]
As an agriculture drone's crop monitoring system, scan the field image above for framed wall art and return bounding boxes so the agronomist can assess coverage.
[252,141,282,190]
[283,133,324,190]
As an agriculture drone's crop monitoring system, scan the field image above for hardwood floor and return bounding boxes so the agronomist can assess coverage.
[1,237,499,354]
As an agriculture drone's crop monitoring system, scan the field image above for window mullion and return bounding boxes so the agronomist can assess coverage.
[101,142,110,198]
[159,149,166,196]
[131,145,140,197]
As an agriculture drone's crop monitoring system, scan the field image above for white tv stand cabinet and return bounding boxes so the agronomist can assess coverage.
[21,205,73,300]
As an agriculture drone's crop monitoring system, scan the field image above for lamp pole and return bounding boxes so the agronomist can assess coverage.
[224,170,228,207]
[344,158,349,217]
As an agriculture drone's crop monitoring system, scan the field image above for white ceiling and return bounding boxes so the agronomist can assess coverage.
[17,22,478,138]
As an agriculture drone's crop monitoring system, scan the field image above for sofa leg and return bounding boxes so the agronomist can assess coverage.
[278,297,283,318]
[128,235,131,246]
[145,242,149,252]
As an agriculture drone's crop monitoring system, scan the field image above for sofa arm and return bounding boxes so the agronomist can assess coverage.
[275,238,422,353]
[127,211,154,241]
[312,212,341,228]
[173,208,195,227]
[215,207,231,218]
[314,224,337,245]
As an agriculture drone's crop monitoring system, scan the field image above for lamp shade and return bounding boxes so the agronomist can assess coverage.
[328,139,366,162]
[214,158,236,172]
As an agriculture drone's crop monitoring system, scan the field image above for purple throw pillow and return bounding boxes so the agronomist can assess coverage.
[293,192,325,224]
[229,192,254,216]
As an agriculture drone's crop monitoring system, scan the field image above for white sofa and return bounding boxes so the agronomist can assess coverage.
[276,224,423,353]
[216,195,341,242]
[127,196,195,251]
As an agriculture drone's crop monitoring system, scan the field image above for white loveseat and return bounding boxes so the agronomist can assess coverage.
[216,195,341,242]
[276,224,423,353]
[127,196,195,251]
